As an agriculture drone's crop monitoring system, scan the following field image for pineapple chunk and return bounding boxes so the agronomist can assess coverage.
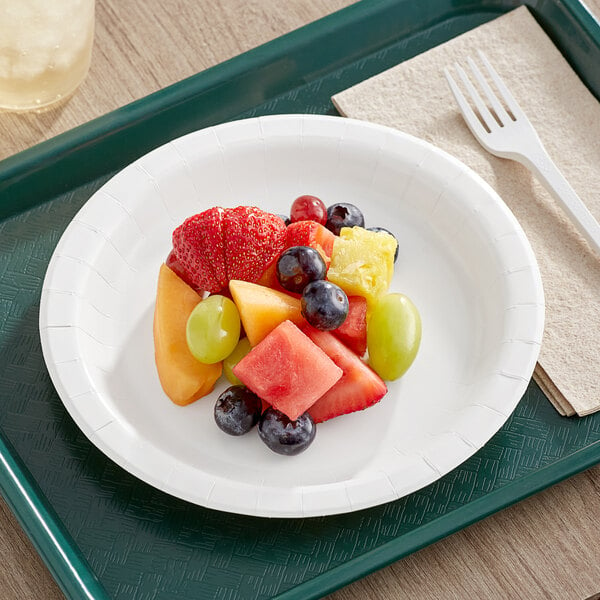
[326,226,396,303]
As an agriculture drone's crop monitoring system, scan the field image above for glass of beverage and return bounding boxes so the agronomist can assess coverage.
[0,0,95,111]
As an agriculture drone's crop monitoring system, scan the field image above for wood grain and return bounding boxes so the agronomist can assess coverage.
[1,1,600,599]
[0,0,353,160]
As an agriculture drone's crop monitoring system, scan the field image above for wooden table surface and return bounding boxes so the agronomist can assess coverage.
[2,1,600,598]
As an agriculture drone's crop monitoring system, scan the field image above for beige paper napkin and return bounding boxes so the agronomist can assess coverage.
[332,6,600,416]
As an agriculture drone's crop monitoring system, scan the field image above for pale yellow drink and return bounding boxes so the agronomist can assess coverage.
[0,0,95,111]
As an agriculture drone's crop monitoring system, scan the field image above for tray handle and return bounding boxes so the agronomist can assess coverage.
[0,431,109,600]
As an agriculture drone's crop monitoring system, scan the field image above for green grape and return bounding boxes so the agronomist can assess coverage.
[186,295,240,364]
[223,337,252,385]
[367,293,421,381]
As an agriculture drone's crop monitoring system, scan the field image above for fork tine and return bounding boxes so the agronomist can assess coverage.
[443,67,488,140]
[466,56,511,125]
[476,50,523,118]
[453,63,498,132]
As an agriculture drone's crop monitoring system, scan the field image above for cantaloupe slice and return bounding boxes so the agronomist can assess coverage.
[153,264,222,405]
[229,279,304,346]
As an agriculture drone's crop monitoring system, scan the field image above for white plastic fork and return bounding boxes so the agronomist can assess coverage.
[444,50,600,257]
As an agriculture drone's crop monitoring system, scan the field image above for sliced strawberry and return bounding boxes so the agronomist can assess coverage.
[285,221,335,265]
[172,208,227,293]
[255,259,280,290]
[332,296,367,356]
[171,235,219,293]
[196,207,227,288]
[165,250,205,294]
[172,206,287,293]
[302,324,387,423]
[223,206,286,283]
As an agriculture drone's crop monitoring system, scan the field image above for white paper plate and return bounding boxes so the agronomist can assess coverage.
[39,114,544,518]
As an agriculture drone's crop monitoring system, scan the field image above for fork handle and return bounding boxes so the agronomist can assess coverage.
[518,146,600,257]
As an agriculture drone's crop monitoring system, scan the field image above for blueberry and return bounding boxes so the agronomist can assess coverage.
[301,280,349,330]
[276,246,326,294]
[214,385,262,436]
[325,202,365,235]
[368,226,399,262]
[276,213,291,226]
[258,408,316,455]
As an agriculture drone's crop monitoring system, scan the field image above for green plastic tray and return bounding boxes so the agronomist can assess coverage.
[1,1,599,598]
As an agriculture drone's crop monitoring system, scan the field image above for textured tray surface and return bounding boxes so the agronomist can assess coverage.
[1,1,599,598]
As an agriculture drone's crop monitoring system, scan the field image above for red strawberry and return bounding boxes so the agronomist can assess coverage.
[302,324,387,423]
[196,207,227,287]
[332,296,367,356]
[172,207,227,293]
[172,206,286,293]
[165,250,204,294]
[223,206,286,282]
[255,259,283,291]
[285,221,335,265]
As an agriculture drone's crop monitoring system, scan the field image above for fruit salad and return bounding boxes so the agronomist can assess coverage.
[153,196,422,456]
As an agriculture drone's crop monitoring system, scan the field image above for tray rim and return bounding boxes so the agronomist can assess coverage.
[275,438,600,599]
[0,431,111,599]
[0,0,396,213]
[3,0,598,208]
[1,0,599,598]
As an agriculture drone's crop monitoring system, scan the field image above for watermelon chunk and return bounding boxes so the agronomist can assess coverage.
[232,320,342,420]
[302,325,387,423]
[332,295,367,356]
